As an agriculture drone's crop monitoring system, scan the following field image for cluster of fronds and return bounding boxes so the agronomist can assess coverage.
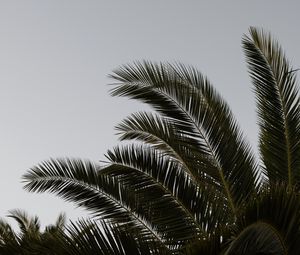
[19,28,300,254]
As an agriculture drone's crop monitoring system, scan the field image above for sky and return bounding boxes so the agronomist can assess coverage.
[1,1,300,228]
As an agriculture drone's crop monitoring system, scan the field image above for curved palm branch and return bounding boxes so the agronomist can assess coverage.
[8,209,41,238]
[23,158,186,252]
[110,61,259,214]
[243,27,300,188]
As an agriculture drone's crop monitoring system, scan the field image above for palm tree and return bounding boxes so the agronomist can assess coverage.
[22,27,300,254]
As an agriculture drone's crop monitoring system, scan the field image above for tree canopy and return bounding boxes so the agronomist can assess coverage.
[20,27,300,254]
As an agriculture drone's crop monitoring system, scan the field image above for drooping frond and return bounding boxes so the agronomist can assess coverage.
[110,61,259,214]
[23,159,126,220]
[22,158,175,252]
[243,27,300,188]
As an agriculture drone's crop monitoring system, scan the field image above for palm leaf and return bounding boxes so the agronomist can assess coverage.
[8,209,40,238]
[110,61,259,214]
[22,158,175,252]
[243,27,300,188]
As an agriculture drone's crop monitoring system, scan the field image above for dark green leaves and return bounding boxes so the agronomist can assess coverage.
[226,185,300,254]
[23,158,185,252]
[61,219,170,255]
[243,27,300,188]
[110,61,259,213]
[21,28,300,254]
[0,210,67,255]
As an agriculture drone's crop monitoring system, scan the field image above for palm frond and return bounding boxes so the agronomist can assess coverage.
[110,61,259,214]
[8,209,40,237]
[243,27,300,188]
[22,158,173,251]
[23,159,127,220]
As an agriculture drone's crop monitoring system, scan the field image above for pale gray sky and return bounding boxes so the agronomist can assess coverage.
[1,1,300,227]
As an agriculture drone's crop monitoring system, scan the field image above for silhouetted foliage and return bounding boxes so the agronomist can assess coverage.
[22,28,300,254]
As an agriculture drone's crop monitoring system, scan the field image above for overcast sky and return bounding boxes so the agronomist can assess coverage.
[1,1,300,227]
